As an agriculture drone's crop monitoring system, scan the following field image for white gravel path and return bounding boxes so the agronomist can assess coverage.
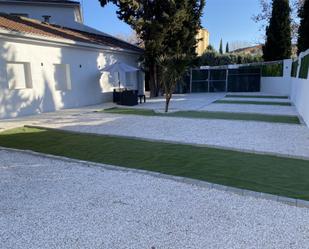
[36,112,309,158]
[1,150,309,249]
[200,103,298,116]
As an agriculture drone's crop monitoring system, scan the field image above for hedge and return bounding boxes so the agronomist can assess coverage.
[261,62,283,77]
[299,54,309,79]
[291,60,298,77]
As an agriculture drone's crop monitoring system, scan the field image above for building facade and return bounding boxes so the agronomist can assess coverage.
[0,0,144,119]
[196,28,210,56]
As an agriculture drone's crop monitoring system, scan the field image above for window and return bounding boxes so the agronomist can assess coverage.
[42,15,51,23]
[53,64,72,91]
[6,62,32,90]
[10,13,29,18]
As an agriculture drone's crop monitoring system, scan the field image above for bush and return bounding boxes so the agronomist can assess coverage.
[198,51,263,67]
[291,60,298,77]
[299,54,309,79]
[261,62,283,77]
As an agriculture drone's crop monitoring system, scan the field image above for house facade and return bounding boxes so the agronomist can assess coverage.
[0,0,144,119]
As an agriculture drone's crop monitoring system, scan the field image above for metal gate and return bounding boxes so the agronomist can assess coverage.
[187,65,261,93]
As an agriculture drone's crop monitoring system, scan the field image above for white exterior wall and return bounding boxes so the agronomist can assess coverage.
[260,59,292,95]
[290,49,309,126]
[0,2,82,27]
[0,38,141,119]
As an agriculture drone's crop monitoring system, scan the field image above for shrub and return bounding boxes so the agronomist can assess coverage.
[299,54,309,79]
[261,62,283,77]
[198,51,263,67]
[291,60,298,77]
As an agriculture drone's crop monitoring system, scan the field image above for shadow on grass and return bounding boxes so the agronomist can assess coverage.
[1,127,309,200]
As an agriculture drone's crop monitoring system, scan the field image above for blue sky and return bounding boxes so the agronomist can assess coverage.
[82,0,264,50]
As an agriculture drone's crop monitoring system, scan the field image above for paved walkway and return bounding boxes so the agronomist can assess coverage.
[134,93,226,112]
[1,150,309,249]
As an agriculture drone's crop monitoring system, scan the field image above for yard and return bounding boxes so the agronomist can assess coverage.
[1,126,309,200]
[1,92,309,248]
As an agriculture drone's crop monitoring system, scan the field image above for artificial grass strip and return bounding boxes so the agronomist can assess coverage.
[1,127,309,200]
[215,100,292,106]
[226,95,289,99]
[103,107,300,124]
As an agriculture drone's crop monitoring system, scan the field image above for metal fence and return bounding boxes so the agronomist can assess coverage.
[186,66,261,93]
[175,61,284,94]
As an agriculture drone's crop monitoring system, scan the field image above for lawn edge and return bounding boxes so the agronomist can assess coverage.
[1,146,308,209]
[24,125,309,161]
[102,108,301,125]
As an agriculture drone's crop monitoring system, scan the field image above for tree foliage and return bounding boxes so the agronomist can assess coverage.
[98,0,172,97]
[157,0,205,112]
[219,39,223,54]
[253,0,304,41]
[263,0,292,61]
[198,50,263,66]
[98,0,205,111]
[226,42,229,53]
[297,0,309,53]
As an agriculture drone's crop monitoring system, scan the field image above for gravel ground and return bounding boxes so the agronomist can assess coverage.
[200,103,298,116]
[1,150,309,249]
[37,112,309,158]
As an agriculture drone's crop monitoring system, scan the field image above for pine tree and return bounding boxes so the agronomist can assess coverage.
[263,0,292,61]
[226,42,229,53]
[297,0,309,54]
[219,39,223,54]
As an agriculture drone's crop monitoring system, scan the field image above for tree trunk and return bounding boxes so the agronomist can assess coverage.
[149,63,158,98]
[165,94,172,113]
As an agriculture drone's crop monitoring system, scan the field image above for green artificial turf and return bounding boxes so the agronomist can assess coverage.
[215,100,292,106]
[226,95,289,99]
[1,127,309,200]
[103,107,300,124]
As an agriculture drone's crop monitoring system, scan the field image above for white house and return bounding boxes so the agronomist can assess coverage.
[0,0,144,119]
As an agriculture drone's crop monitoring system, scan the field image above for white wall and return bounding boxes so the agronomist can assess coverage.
[260,59,292,95]
[290,49,309,127]
[0,2,82,28]
[0,38,141,119]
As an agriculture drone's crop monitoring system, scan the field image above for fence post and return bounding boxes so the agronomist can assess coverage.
[208,69,211,92]
[225,67,229,92]
[189,68,193,93]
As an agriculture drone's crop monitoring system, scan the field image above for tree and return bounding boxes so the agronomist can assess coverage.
[219,39,223,54]
[158,0,205,112]
[99,0,205,110]
[253,0,304,41]
[226,42,229,53]
[98,0,169,97]
[263,0,292,61]
[297,0,309,53]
